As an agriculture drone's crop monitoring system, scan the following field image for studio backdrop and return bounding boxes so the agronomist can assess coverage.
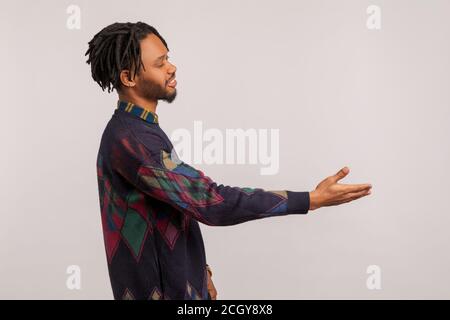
[1,0,449,299]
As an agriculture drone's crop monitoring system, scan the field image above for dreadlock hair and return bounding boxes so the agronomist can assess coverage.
[85,22,169,93]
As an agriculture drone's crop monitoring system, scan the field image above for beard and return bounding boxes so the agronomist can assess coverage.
[140,76,177,103]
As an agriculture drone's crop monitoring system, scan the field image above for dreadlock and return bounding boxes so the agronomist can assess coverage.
[85,22,169,93]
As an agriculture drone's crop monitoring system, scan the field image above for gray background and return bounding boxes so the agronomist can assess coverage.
[1,0,449,299]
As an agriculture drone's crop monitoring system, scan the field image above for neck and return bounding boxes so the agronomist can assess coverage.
[118,93,158,114]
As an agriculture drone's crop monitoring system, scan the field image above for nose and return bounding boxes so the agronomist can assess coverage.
[168,61,177,74]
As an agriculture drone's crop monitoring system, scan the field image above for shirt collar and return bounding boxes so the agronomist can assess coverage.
[116,100,159,124]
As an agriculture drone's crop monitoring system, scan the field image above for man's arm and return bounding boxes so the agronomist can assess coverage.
[111,131,310,226]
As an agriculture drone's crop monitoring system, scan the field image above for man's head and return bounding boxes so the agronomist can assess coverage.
[85,22,177,104]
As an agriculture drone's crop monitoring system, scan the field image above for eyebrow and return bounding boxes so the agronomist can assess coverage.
[154,52,169,63]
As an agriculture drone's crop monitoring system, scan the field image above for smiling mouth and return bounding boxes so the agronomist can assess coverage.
[167,78,177,88]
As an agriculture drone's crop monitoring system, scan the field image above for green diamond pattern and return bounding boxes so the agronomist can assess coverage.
[120,209,148,259]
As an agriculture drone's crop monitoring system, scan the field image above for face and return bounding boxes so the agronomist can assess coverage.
[127,33,178,103]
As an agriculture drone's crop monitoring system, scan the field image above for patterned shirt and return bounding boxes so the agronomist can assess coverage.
[96,100,310,300]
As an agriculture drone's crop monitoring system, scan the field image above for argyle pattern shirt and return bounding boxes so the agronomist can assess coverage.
[96,100,311,300]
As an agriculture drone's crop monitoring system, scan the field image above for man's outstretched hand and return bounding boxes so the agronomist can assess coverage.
[309,166,372,211]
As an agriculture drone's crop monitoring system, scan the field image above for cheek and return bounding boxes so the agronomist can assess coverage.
[158,73,168,87]
[139,71,165,88]
[149,68,167,85]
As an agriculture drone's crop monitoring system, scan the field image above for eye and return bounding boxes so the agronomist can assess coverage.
[156,55,170,68]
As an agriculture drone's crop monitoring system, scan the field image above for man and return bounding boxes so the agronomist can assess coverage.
[86,21,372,300]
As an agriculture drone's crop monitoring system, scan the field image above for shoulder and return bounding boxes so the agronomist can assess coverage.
[113,112,168,152]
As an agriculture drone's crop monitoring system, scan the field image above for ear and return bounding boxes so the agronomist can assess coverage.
[119,69,136,88]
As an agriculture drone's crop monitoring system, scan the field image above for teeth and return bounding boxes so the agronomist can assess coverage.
[169,79,175,84]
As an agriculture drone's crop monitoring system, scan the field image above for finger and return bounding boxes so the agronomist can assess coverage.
[209,289,217,299]
[339,189,371,204]
[332,166,350,183]
[340,183,372,193]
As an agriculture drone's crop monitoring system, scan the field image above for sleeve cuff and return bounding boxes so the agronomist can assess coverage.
[286,191,310,214]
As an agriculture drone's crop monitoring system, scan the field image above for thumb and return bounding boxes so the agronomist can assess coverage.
[333,166,350,182]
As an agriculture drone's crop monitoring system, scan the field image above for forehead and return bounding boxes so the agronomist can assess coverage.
[140,33,168,62]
